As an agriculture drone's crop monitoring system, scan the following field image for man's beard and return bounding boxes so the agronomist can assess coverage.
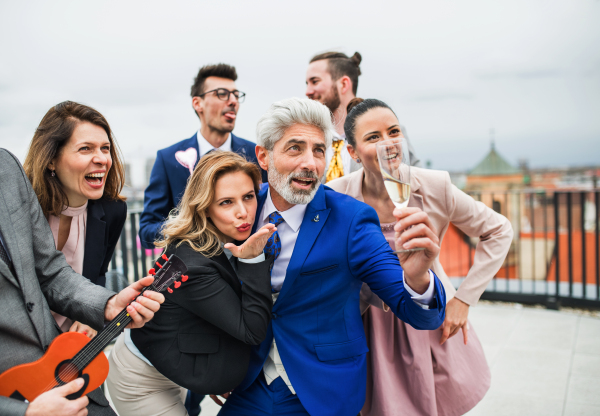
[312,85,341,113]
[268,153,319,205]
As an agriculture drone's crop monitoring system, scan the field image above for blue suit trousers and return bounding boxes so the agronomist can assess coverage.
[218,373,309,416]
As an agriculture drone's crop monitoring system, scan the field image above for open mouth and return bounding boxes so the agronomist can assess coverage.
[223,111,236,121]
[382,151,399,161]
[291,177,315,189]
[85,172,105,188]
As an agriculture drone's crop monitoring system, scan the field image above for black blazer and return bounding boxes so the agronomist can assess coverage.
[82,198,127,287]
[131,242,273,395]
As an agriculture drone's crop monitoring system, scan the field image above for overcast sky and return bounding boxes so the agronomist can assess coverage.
[1,0,598,185]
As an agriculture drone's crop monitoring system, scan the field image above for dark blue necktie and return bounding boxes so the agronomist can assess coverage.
[264,212,284,293]
[264,212,284,262]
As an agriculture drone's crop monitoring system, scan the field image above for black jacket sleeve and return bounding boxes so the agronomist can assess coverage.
[168,258,273,345]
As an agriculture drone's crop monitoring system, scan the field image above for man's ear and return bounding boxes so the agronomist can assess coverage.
[338,76,352,95]
[255,146,269,171]
[192,96,203,116]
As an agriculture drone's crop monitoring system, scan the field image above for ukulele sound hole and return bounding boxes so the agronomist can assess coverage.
[55,360,80,384]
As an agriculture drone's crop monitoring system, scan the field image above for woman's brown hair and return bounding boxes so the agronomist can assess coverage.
[23,101,126,217]
[155,151,262,257]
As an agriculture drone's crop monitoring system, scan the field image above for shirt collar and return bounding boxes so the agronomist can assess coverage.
[262,188,307,233]
[332,131,346,142]
[197,129,232,157]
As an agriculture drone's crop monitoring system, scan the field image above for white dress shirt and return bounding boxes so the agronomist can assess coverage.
[260,188,436,394]
[197,129,232,157]
[325,131,353,177]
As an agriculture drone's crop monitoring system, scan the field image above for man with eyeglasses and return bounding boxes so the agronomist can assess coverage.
[140,63,266,251]
[139,65,265,415]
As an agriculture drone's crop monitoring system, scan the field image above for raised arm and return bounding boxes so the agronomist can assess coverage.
[168,260,273,345]
[347,206,446,330]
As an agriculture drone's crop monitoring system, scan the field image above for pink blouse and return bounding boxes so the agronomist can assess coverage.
[48,202,88,332]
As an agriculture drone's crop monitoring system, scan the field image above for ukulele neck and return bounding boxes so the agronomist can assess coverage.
[70,282,159,371]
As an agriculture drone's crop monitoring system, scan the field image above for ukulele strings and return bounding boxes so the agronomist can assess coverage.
[39,278,165,394]
[39,257,176,395]
[37,305,135,395]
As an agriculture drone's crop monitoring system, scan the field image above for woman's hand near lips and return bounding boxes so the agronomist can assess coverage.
[394,207,440,294]
[224,223,277,259]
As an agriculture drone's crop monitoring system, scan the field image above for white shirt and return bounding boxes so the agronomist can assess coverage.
[260,189,436,394]
[325,131,353,177]
[197,129,232,157]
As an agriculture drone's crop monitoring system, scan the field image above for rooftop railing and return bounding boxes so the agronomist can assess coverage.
[107,189,600,309]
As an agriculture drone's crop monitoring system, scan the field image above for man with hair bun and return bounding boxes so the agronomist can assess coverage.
[306,51,420,182]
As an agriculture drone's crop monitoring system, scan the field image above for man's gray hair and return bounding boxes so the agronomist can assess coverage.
[256,97,334,151]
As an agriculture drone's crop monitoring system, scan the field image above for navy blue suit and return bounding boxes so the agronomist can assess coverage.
[221,184,446,416]
[139,133,266,249]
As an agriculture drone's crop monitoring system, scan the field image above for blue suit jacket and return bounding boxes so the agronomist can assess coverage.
[139,133,267,248]
[238,184,446,416]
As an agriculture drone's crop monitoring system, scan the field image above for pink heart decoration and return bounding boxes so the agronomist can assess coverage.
[175,147,198,175]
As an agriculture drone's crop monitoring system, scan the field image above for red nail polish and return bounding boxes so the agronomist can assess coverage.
[82,331,87,335]
[174,281,181,289]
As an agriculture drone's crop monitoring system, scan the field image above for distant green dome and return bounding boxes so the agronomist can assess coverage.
[469,142,520,176]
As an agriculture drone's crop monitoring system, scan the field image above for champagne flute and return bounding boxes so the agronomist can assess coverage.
[376,138,423,253]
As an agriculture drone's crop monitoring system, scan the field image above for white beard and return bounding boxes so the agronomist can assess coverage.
[268,153,319,205]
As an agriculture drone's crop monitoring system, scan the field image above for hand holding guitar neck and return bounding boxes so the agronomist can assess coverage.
[0,253,187,405]
[104,275,165,329]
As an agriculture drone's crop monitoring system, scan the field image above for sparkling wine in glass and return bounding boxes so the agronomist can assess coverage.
[376,138,423,253]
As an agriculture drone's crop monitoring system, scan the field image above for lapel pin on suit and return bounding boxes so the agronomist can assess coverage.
[312,214,320,222]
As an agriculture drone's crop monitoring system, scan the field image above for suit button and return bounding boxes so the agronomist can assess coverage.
[271,313,277,320]
[26,302,34,312]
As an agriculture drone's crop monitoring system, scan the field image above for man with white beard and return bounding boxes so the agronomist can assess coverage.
[214,97,446,416]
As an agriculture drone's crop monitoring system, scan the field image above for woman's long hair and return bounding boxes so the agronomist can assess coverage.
[23,101,126,217]
[155,151,262,257]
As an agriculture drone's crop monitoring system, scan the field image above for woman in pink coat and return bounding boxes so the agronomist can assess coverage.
[329,98,513,416]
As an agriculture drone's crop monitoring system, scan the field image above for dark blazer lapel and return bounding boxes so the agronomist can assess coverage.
[0,192,23,289]
[252,184,270,234]
[211,253,239,291]
[186,133,200,168]
[275,185,330,306]
[231,134,249,158]
[171,134,200,204]
[82,200,106,284]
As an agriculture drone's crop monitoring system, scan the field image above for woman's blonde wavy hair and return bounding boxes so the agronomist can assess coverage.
[155,151,262,257]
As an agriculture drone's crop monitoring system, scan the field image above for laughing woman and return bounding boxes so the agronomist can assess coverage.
[24,101,127,339]
[329,98,513,416]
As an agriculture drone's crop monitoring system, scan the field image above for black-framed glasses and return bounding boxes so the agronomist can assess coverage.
[198,88,246,103]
